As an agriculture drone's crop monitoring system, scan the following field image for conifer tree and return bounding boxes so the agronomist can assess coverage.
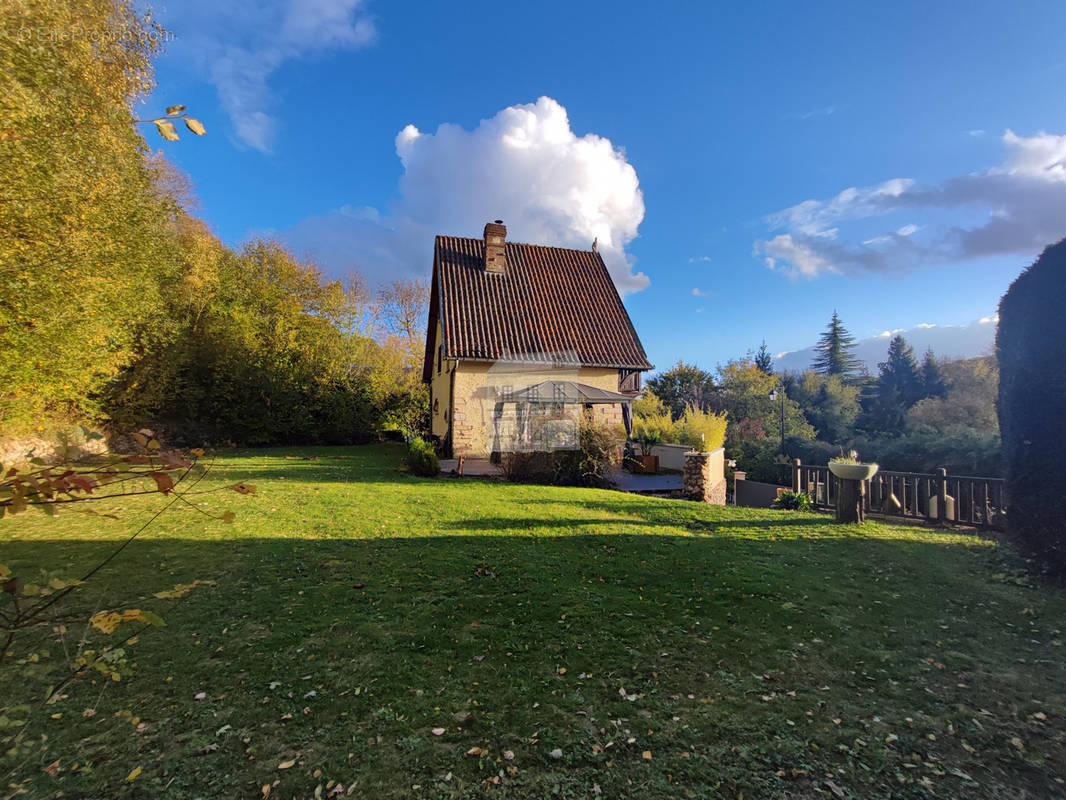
[811,312,863,378]
[754,341,774,374]
[862,335,921,434]
[919,349,948,400]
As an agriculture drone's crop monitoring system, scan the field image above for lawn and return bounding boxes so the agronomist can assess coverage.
[2,443,1064,799]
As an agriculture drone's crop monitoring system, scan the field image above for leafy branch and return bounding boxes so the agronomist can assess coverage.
[0,104,206,144]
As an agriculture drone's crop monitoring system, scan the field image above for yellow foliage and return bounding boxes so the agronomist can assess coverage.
[632,389,676,442]
[676,405,728,451]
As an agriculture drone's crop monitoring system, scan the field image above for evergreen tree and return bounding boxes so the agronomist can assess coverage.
[919,349,948,399]
[811,311,864,378]
[862,335,921,434]
[754,340,774,374]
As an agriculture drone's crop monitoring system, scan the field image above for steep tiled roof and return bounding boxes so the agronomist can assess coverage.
[423,235,652,381]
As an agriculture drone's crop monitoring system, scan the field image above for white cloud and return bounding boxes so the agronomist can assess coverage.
[916,322,937,329]
[978,313,1000,324]
[283,96,650,293]
[755,130,1066,279]
[163,0,375,151]
[691,287,710,296]
[688,255,712,263]
[969,129,987,137]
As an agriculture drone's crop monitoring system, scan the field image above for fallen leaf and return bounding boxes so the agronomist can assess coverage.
[278,759,296,770]
[642,750,653,761]
[549,748,563,759]
[42,760,60,777]
[125,766,142,782]
[503,750,515,760]
[194,692,206,701]
[432,728,446,736]
[466,747,484,757]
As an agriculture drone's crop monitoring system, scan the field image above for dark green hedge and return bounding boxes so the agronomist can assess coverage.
[997,238,1066,577]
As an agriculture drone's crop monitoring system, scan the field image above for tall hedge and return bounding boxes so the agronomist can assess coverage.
[997,238,1066,577]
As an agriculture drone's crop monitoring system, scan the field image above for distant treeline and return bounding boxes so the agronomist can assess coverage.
[644,314,1001,480]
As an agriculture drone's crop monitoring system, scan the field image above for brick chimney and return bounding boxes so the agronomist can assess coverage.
[483,220,507,273]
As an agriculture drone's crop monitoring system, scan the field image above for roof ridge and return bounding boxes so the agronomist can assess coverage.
[436,233,599,255]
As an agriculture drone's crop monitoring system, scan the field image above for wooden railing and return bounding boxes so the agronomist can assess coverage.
[791,461,1006,530]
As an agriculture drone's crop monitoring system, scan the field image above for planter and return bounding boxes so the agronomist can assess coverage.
[635,454,659,474]
[828,461,879,481]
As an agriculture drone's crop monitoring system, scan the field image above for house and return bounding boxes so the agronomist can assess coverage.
[422,221,653,458]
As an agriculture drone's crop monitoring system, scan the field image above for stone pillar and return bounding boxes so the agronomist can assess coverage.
[684,450,726,505]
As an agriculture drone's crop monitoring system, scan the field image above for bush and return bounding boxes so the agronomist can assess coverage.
[772,490,811,511]
[404,437,439,477]
[500,419,623,488]
[552,419,623,488]
[997,238,1066,577]
[499,451,548,483]
[632,389,676,443]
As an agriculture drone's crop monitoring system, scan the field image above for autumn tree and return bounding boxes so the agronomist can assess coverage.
[715,359,814,444]
[0,2,194,430]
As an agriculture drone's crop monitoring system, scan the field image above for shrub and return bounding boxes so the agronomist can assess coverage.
[677,405,728,451]
[500,451,552,483]
[772,490,811,511]
[632,389,676,442]
[404,437,439,477]
[997,238,1066,577]
[551,419,624,488]
[500,419,623,488]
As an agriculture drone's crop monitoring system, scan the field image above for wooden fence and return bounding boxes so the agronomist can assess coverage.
[791,460,1006,529]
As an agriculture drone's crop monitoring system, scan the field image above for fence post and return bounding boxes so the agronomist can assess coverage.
[936,467,948,523]
[791,459,802,493]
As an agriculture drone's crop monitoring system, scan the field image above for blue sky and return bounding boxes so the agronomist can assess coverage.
[146,0,1066,372]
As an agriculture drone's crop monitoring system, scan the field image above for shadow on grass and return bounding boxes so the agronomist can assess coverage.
[3,531,1064,799]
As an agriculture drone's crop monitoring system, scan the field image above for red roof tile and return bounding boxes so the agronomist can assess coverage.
[423,235,652,381]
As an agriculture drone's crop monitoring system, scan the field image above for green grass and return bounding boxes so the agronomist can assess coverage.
[2,443,1064,799]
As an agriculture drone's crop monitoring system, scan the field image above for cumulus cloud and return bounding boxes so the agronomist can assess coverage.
[691,287,710,296]
[755,130,1066,279]
[163,0,375,151]
[284,96,650,294]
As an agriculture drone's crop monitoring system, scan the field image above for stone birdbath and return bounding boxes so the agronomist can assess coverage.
[828,460,879,523]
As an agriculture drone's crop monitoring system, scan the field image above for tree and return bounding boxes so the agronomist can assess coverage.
[646,361,716,420]
[754,341,774,374]
[811,311,864,379]
[0,1,179,430]
[997,238,1066,577]
[860,335,921,435]
[715,359,814,444]
[788,370,860,445]
[919,349,948,400]
[907,356,998,436]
